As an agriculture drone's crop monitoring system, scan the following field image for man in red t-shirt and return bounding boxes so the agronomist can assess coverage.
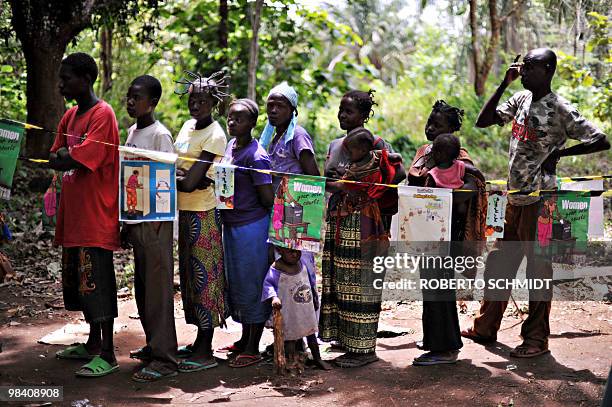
[49,53,121,377]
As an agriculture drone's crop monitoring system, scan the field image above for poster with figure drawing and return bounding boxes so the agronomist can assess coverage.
[559,179,604,238]
[119,156,176,221]
[535,191,590,263]
[268,175,325,253]
[485,193,507,240]
[214,163,235,209]
[397,186,452,255]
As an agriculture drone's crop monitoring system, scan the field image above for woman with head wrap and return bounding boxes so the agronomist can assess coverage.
[172,71,229,372]
[259,83,321,356]
[259,82,319,182]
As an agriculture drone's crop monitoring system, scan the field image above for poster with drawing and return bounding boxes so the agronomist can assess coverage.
[397,186,452,255]
[268,175,325,253]
[560,179,604,238]
[0,120,25,200]
[119,157,176,221]
[485,193,507,240]
[214,163,235,209]
[536,191,590,262]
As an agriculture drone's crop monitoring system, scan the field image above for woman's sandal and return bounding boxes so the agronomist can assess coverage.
[228,354,262,368]
[412,351,459,366]
[56,343,99,360]
[334,353,379,368]
[178,359,219,373]
[510,345,550,358]
[75,356,119,377]
[132,366,178,382]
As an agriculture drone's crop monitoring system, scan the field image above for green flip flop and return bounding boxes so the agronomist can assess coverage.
[56,343,99,360]
[75,356,119,377]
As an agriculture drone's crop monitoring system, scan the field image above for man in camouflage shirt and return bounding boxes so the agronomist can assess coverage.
[461,48,609,358]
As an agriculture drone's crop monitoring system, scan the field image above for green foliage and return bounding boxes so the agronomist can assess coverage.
[1,0,610,181]
[0,0,26,122]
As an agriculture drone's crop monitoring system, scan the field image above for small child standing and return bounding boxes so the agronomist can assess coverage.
[262,247,331,371]
[121,75,179,382]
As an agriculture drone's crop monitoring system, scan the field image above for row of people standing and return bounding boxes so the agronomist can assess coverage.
[48,48,609,382]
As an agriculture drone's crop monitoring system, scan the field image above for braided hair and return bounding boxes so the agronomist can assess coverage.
[431,100,464,132]
[174,70,230,103]
[343,89,378,122]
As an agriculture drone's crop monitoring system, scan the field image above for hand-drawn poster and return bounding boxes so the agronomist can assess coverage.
[536,191,590,261]
[268,175,325,253]
[214,163,235,209]
[397,186,452,254]
[0,119,25,200]
[119,157,176,221]
[485,193,507,240]
[560,179,604,238]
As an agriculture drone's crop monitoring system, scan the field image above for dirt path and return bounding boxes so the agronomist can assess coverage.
[1,281,610,406]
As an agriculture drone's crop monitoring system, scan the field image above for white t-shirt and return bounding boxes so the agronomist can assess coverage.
[125,120,175,154]
[123,120,175,224]
[174,119,227,212]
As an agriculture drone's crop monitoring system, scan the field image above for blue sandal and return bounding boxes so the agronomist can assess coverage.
[178,359,219,373]
[132,366,178,382]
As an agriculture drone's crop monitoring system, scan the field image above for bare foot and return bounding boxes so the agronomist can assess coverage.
[313,358,332,370]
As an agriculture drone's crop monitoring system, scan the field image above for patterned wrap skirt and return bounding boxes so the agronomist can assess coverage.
[178,210,226,330]
[319,209,387,354]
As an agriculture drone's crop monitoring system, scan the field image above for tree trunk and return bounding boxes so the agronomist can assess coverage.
[218,0,228,69]
[22,44,67,158]
[99,25,113,96]
[470,0,502,96]
[469,0,481,95]
[247,0,264,101]
[8,0,97,158]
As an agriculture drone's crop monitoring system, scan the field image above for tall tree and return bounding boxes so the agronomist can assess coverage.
[99,25,113,95]
[247,0,265,100]
[7,0,158,158]
[469,0,526,96]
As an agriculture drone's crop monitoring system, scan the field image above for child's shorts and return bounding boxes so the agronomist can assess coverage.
[61,247,118,323]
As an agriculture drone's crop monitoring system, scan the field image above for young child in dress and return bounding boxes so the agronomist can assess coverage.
[262,246,331,371]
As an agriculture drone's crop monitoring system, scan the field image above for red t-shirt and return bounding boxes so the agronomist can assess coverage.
[51,101,120,251]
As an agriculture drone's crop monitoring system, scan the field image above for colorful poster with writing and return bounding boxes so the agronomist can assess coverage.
[214,163,235,209]
[397,186,452,254]
[560,179,604,238]
[536,191,590,260]
[0,120,25,200]
[485,193,507,239]
[268,175,325,253]
[119,156,176,222]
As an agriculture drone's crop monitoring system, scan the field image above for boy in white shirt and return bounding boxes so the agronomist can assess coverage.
[122,75,179,381]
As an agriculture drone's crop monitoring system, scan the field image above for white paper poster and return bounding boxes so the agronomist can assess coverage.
[214,163,235,209]
[485,193,507,240]
[397,186,453,254]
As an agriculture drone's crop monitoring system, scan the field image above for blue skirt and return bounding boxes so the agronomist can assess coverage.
[223,215,272,324]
